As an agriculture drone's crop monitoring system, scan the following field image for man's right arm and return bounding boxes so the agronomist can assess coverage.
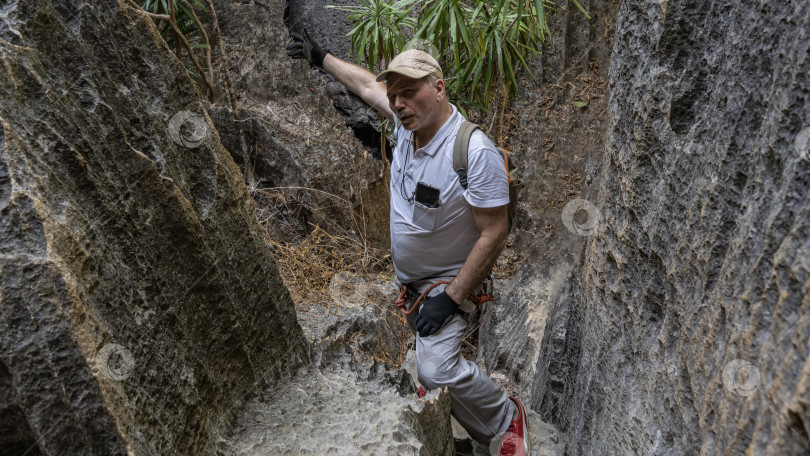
[321,54,393,123]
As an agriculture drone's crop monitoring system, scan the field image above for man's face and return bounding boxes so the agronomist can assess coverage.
[386,73,444,132]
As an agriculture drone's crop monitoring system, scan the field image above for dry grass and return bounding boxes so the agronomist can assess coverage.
[247,182,487,367]
[266,224,392,304]
[249,185,392,304]
[247,183,413,367]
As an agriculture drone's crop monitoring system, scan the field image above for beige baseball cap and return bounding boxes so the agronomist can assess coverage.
[376,49,443,82]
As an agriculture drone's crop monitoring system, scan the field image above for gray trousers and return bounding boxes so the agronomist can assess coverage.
[405,294,514,444]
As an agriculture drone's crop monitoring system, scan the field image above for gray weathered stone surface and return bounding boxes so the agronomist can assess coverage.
[208,0,390,245]
[0,1,309,454]
[220,272,457,455]
[479,0,622,401]
[223,347,454,456]
[530,0,810,454]
[0,3,463,454]
[282,0,385,144]
[9,0,807,454]
[295,273,408,361]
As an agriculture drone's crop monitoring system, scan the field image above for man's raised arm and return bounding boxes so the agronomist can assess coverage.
[286,32,393,122]
[322,55,393,122]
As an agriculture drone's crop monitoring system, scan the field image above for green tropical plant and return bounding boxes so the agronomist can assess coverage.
[331,0,418,73]
[331,0,590,141]
[461,0,544,109]
[412,0,474,74]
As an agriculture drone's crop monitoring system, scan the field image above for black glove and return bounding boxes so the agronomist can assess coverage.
[415,291,459,338]
[286,30,329,67]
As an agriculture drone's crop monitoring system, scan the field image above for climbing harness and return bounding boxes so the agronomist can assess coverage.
[394,275,495,316]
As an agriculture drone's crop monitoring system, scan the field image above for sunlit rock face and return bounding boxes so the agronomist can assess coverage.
[0,1,308,454]
[530,0,810,454]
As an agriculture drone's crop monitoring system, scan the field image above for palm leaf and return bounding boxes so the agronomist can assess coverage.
[569,0,591,19]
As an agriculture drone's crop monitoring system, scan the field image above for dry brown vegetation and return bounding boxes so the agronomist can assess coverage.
[247,181,494,367]
[250,186,392,303]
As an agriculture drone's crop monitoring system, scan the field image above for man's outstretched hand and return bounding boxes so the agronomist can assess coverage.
[415,291,459,338]
[286,30,329,67]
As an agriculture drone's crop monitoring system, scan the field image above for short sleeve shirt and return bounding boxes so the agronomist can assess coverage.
[389,104,509,287]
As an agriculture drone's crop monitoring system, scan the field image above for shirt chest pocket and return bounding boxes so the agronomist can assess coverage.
[412,201,440,230]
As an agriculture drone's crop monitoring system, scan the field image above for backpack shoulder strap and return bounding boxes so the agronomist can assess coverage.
[453,121,480,190]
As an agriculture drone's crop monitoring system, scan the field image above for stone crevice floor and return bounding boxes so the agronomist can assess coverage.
[221,276,564,455]
[220,349,453,455]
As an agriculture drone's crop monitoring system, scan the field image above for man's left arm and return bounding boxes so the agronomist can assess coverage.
[444,204,509,304]
[414,142,509,338]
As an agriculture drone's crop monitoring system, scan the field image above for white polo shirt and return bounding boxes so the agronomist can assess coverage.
[390,104,509,309]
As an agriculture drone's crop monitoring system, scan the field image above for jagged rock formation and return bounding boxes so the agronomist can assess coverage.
[529,0,810,454]
[295,274,409,361]
[0,1,310,454]
[208,0,390,245]
[282,0,387,153]
[478,0,622,393]
[7,0,807,455]
[0,1,458,455]
[219,272,460,455]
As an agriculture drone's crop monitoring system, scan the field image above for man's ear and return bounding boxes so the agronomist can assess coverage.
[435,79,446,101]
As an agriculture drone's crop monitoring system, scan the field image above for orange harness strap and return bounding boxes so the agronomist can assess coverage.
[395,280,494,316]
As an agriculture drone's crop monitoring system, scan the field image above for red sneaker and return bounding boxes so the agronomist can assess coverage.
[494,396,530,456]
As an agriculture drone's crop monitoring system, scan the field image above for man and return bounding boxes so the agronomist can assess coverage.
[287,33,529,455]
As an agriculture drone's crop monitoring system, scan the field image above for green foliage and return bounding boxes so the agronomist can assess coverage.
[452,0,549,110]
[412,0,474,75]
[329,0,417,74]
[332,0,590,121]
[140,0,208,50]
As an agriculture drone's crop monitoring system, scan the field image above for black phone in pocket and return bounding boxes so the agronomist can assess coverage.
[414,181,441,208]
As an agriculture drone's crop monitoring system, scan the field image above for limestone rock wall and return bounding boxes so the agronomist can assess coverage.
[282,0,385,149]
[208,0,390,246]
[223,347,455,456]
[478,0,622,393]
[530,0,810,454]
[0,1,308,454]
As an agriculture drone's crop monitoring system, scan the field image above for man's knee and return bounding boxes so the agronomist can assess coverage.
[417,366,446,390]
[417,353,461,389]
